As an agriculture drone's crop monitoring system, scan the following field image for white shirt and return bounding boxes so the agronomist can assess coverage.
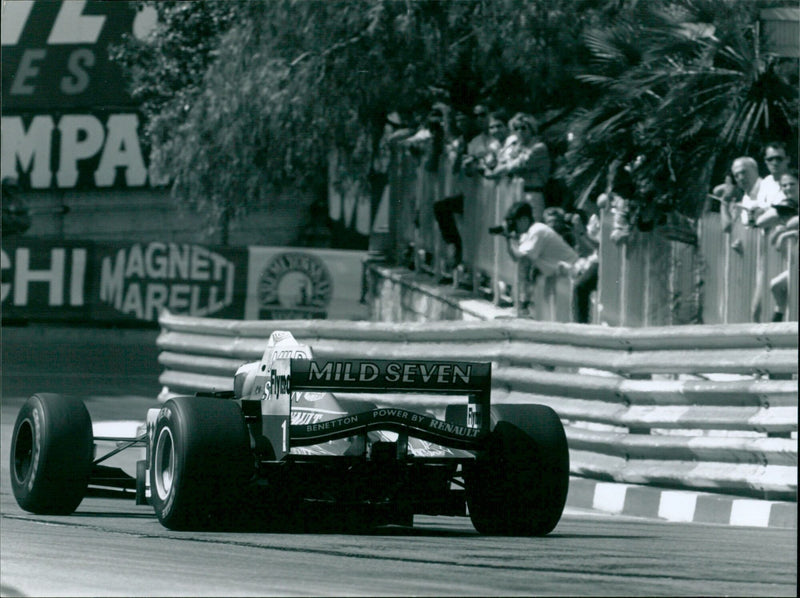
[760,175,786,205]
[739,176,786,223]
[517,222,578,276]
[741,176,784,211]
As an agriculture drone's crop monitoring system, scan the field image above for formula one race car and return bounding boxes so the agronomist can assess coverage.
[9,331,569,535]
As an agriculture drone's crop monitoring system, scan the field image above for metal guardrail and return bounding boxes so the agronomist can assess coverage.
[157,311,798,500]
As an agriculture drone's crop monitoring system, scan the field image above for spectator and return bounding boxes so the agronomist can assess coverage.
[370,111,411,205]
[485,112,551,222]
[713,173,744,232]
[761,169,799,322]
[2,177,31,236]
[503,200,577,316]
[749,164,799,322]
[402,103,448,173]
[732,150,795,321]
[755,142,792,228]
[567,212,601,324]
[434,108,517,282]
[477,109,510,174]
[762,142,791,197]
[400,104,449,264]
[434,110,470,278]
[542,206,575,248]
[373,112,411,176]
[730,156,760,226]
[778,168,800,214]
[731,155,783,227]
[597,157,640,245]
[433,105,501,279]
[490,114,518,171]
[460,104,494,176]
[541,151,584,241]
[445,110,470,174]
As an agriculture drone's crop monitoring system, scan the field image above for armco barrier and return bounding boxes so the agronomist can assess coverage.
[156,311,798,500]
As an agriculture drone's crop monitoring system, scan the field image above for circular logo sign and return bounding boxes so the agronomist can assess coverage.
[258,252,333,319]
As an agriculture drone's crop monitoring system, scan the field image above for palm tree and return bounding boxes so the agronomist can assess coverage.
[565,0,798,221]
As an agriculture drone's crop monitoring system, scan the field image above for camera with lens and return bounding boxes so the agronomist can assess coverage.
[488,218,513,236]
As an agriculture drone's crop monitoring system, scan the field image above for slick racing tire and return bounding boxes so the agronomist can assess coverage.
[10,394,93,515]
[465,404,569,536]
[150,396,252,530]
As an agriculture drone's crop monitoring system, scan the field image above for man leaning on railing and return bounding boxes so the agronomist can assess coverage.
[726,149,797,322]
[764,169,799,322]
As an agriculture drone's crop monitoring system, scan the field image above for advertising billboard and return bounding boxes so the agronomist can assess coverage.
[91,242,249,322]
[2,240,369,325]
[246,248,369,320]
[1,0,158,189]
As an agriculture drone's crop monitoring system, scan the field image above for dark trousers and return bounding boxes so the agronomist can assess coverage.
[572,261,598,324]
[433,193,464,264]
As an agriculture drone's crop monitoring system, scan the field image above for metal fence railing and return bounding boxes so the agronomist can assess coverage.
[381,149,798,325]
[700,210,798,324]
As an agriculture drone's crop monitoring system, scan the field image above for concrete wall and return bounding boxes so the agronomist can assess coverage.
[367,262,512,322]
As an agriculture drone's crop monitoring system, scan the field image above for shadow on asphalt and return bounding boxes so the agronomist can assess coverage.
[68,511,155,519]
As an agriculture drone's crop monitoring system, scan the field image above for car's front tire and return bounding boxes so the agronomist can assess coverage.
[150,396,252,530]
[10,394,93,515]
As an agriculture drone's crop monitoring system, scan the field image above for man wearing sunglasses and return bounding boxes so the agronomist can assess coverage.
[762,142,791,202]
[751,141,793,229]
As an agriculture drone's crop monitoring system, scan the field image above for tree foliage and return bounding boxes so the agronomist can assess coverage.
[112,0,605,235]
[112,0,798,237]
[565,0,799,218]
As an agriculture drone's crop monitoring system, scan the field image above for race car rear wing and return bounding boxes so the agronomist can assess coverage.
[290,359,490,395]
[260,358,491,459]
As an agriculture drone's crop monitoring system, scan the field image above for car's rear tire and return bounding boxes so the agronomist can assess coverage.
[465,404,569,536]
[150,396,252,530]
[10,393,93,515]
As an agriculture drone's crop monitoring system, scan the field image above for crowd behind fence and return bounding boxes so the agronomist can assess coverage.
[383,149,798,326]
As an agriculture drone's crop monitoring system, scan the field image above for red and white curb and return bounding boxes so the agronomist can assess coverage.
[567,477,796,529]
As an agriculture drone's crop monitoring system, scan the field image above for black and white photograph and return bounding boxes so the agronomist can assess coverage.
[1,1,797,595]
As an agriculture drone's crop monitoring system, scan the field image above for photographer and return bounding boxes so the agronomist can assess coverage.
[499,201,578,316]
[502,201,577,271]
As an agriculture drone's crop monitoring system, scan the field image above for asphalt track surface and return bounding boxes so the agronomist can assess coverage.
[1,326,797,597]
